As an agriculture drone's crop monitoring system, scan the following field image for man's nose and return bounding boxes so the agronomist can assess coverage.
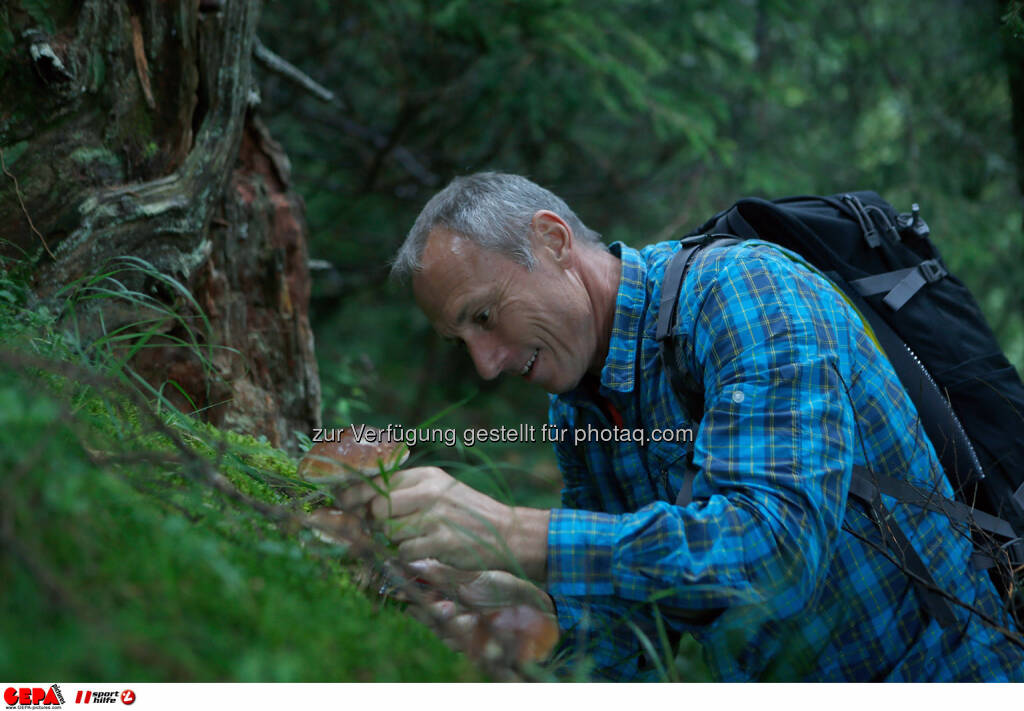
[464,332,507,381]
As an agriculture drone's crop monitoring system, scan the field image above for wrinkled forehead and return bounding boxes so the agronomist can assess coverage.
[411,228,480,327]
[413,228,474,292]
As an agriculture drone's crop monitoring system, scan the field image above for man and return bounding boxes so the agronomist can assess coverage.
[342,172,1024,681]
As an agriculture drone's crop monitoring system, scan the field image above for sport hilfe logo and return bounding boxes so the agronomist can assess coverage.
[72,690,134,705]
[3,685,65,708]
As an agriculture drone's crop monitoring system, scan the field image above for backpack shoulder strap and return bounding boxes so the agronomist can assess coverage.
[846,467,959,627]
[656,234,739,509]
[655,234,741,342]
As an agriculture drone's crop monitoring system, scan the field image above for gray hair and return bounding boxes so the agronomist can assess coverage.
[390,172,602,281]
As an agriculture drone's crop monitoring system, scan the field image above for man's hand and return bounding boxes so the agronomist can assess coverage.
[408,559,559,665]
[337,465,549,579]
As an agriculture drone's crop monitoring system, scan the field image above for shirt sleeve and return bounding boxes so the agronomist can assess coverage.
[546,594,667,681]
[547,397,671,679]
[546,247,857,629]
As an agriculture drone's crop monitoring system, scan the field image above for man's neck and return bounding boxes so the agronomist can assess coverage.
[582,245,622,377]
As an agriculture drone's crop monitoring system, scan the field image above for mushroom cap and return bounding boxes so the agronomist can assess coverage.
[298,426,409,485]
[306,507,372,547]
[470,605,560,665]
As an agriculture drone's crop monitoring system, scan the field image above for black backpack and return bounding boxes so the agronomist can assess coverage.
[655,192,1024,627]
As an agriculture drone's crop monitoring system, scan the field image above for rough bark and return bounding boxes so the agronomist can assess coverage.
[0,0,320,449]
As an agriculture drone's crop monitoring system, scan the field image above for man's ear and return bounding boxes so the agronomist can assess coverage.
[530,210,573,265]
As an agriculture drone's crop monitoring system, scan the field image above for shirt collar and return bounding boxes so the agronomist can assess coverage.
[598,241,647,394]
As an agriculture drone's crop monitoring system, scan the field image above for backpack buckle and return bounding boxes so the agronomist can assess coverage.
[918,259,946,283]
[679,233,713,248]
[679,232,734,248]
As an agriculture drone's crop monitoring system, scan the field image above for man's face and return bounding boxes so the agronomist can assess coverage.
[412,224,601,394]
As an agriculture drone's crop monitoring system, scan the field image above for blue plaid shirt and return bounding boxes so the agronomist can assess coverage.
[545,239,1024,681]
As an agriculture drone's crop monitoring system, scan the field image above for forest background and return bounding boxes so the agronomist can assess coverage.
[2,0,1023,682]
[281,0,1024,505]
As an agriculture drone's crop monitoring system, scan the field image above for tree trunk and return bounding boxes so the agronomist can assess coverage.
[0,0,321,449]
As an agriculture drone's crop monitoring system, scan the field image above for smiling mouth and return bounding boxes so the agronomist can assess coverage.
[519,348,539,376]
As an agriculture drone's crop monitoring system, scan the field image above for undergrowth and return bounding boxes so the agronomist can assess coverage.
[0,261,715,683]
[0,266,478,682]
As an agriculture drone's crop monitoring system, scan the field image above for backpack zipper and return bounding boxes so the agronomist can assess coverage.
[900,340,986,483]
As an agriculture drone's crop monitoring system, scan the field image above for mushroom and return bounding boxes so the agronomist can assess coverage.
[297,425,409,495]
[469,605,560,666]
[299,425,408,550]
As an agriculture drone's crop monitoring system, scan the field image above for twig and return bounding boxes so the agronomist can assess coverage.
[842,518,1024,650]
[293,105,438,187]
[0,146,56,259]
[254,38,438,187]
[252,37,335,103]
[836,363,1024,648]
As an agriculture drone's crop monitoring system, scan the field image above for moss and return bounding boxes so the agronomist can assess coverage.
[124,98,154,141]
[113,98,159,179]
[68,144,123,187]
[0,279,478,682]
[70,146,122,169]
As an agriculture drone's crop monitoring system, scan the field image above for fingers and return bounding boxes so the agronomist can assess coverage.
[456,570,521,608]
[370,486,432,521]
[445,612,479,643]
[420,597,478,650]
[396,536,436,563]
[395,533,489,568]
[428,598,457,620]
[406,558,453,584]
[334,480,435,550]
[407,560,548,611]
[409,562,559,664]
[407,558,478,588]
[335,478,384,510]
[333,466,510,571]
[335,466,446,515]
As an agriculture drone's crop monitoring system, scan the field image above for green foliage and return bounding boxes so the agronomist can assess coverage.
[1004,1,1024,39]
[258,0,1024,430]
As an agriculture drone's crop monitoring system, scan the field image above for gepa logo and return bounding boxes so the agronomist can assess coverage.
[3,685,64,708]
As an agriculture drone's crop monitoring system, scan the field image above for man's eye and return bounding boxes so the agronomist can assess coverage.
[444,336,467,351]
[473,309,491,327]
